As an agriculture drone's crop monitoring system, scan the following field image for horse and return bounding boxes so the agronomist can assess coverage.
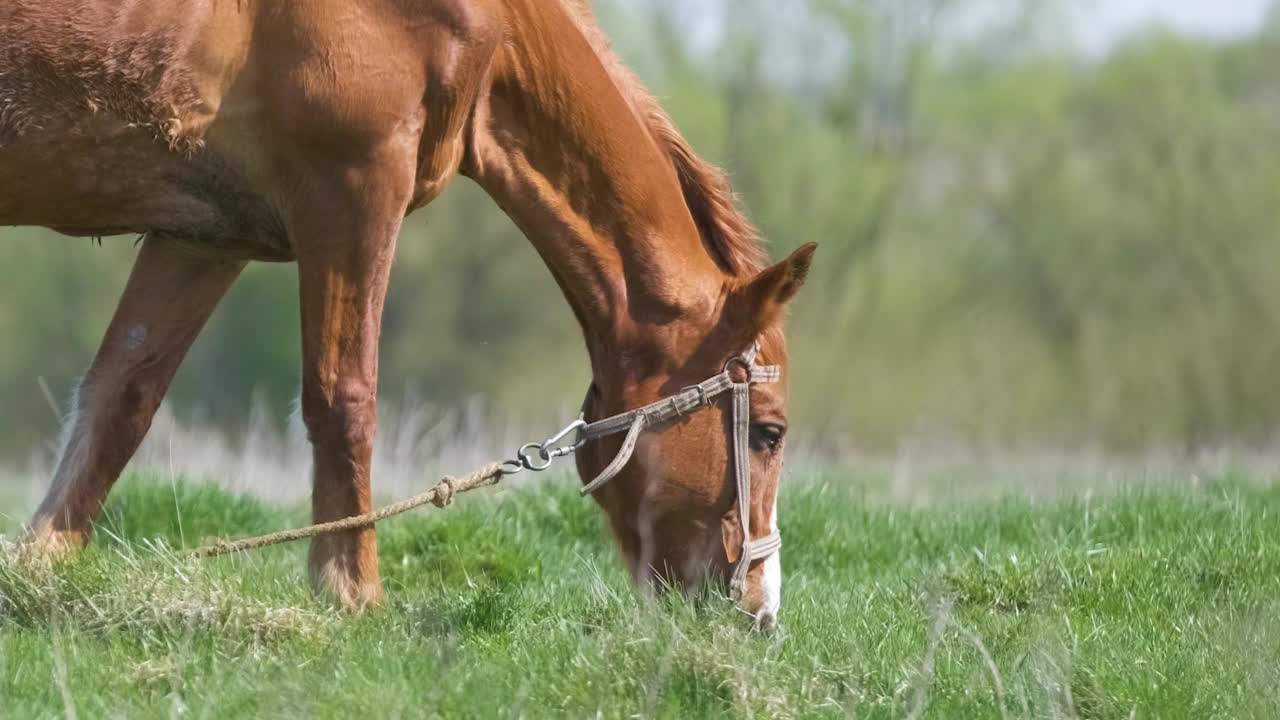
[0,0,816,628]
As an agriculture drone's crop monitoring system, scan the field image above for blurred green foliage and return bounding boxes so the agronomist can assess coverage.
[2,0,1278,456]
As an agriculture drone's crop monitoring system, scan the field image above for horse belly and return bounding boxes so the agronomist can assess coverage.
[0,115,289,258]
[0,118,205,230]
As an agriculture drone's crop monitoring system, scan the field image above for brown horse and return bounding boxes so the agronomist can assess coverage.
[0,0,816,626]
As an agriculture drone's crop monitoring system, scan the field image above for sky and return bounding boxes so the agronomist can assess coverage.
[667,1,1275,58]
[1076,0,1271,51]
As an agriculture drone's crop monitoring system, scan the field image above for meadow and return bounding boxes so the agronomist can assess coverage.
[2,2,1279,718]
[2,467,1278,718]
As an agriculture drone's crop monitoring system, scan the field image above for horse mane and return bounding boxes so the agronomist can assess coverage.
[562,1,768,279]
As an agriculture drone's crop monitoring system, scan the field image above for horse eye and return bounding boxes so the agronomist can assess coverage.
[750,423,786,452]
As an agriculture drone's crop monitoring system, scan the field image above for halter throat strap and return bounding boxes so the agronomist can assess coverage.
[576,342,782,597]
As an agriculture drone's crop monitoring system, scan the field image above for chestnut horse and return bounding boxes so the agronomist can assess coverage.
[0,0,815,626]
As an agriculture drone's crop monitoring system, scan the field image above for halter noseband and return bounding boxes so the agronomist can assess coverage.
[570,343,783,598]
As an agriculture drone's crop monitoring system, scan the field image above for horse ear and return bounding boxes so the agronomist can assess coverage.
[734,243,817,334]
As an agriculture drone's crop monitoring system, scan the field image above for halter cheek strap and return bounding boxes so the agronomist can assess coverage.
[575,343,783,599]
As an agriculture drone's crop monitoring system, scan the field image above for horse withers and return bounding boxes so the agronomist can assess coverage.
[0,0,816,628]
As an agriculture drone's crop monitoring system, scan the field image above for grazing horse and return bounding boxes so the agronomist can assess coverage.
[0,0,816,626]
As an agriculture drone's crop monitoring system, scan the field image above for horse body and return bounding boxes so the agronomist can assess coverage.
[0,0,452,258]
[2,0,814,627]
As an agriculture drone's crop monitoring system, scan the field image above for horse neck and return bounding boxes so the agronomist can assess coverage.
[463,0,726,372]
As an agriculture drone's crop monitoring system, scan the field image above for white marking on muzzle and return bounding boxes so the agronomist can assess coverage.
[757,497,782,626]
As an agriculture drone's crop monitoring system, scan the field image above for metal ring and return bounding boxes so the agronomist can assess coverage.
[518,442,554,472]
[500,460,525,476]
[723,355,753,382]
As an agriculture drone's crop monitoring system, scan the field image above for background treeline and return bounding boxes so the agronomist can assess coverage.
[2,0,1278,459]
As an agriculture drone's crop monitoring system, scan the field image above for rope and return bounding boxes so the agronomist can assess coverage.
[187,341,781,568]
[189,462,505,558]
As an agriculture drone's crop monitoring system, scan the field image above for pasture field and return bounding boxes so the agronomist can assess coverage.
[2,469,1279,718]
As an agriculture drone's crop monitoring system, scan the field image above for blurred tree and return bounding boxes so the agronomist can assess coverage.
[0,0,1277,458]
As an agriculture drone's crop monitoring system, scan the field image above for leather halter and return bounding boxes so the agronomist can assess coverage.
[574,343,782,598]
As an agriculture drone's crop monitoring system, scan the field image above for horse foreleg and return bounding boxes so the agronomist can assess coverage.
[292,156,415,610]
[24,238,245,556]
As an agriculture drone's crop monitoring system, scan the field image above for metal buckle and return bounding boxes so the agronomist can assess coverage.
[680,383,712,409]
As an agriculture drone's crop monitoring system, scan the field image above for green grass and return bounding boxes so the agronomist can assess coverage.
[2,471,1280,718]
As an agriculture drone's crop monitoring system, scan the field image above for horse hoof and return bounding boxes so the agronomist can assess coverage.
[309,560,385,611]
[15,525,85,566]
